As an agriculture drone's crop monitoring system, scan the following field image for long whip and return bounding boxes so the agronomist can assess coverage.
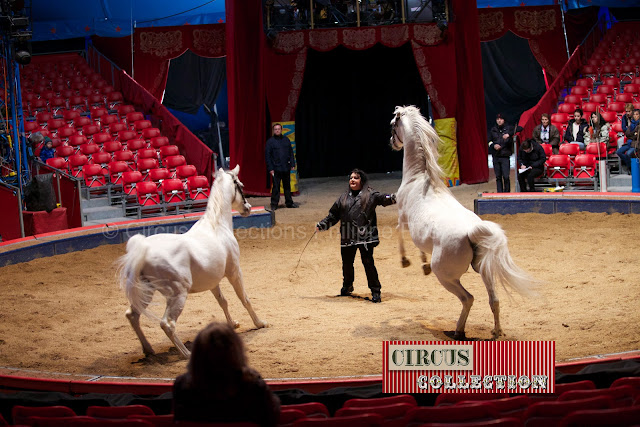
[292,229,317,275]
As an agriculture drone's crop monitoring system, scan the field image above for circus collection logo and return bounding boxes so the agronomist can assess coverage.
[383,341,555,394]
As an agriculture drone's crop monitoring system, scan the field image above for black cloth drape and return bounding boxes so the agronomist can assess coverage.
[482,31,547,140]
[163,50,226,115]
[295,43,430,179]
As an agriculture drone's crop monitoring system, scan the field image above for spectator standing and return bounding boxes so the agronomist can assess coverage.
[489,113,514,193]
[265,123,298,211]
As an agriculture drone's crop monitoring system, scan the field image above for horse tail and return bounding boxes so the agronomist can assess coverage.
[468,220,539,298]
[117,234,156,319]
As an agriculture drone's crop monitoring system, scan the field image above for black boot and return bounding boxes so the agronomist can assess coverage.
[340,285,354,296]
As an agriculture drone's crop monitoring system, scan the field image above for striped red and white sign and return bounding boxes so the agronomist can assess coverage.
[382,341,555,394]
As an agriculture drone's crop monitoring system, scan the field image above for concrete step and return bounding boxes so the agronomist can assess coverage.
[83,205,124,222]
[609,174,632,186]
[607,186,633,193]
[84,216,131,226]
[81,196,112,209]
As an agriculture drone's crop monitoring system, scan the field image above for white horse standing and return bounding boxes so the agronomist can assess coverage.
[117,165,267,358]
[390,106,537,339]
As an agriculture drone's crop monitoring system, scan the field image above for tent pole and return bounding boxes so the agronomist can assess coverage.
[560,3,570,60]
[131,0,135,78]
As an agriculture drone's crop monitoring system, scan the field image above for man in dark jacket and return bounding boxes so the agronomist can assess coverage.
[489,113,514,193]
[265,123,298,211]
[518,138,546,192]
[316,169,396,303]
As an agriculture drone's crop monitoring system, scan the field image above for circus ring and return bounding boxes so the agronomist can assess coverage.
[0,175,639,397]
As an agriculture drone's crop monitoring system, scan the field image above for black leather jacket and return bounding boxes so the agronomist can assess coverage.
[317,187,396,247]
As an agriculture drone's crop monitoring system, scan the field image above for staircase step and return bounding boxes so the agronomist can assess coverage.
[83,205,124,222]
[607,186,633,193]
[83,216,131,226]
[81,196,113,209]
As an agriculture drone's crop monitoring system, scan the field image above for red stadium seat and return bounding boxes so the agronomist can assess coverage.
[73,116,92,130]
[109,122,127,136]
[56,126,77,142]
[137,148,158,161]
[187,175,210,207]
[109,161,129,185]
[161,178,187,207]
[123,171,144,200]
[104,140,124,157]
[80,143,100,161]
[150,136,169,151]
[615,93,634,103]
[68,134,88,154]
[117,104,136,119]
[564,94,583,105]
[137,158,159,181]
[404,403,499,424]
[159,145,180,164]
[141,127,161,141]
[92,132,112,147]
[149,167,171,188]
[557,103,576,114]
[176,164,197,181]
[12,405,76,425]
[117,130,138,144]
[607,101,626,115]
[99,114,120,130]
[335,403,414,423]
[55,145,75,160]
[575,78,594,90]
[133,119,152,133]
[46,156,68,172]
[293,413,383,427]
[546,154,571,180]
[68,153,89,178]
[126,139,147,156]
[522,395,612,427]
[596,84,616,99]
[558,405,640,427]
[83,163,107,188]
[586,142,607,160]
[86,405,154,419]
[570,85,589,99]
[114,150,136,170]
[600,110,617,124]
[91,151,112,176]
[82,123,101,139]
[125,111,144,125]
[90,106,108,120]
[589,93,608,108]
[165,154,186,178]
[623,83,640,97]
[558,385,636,408]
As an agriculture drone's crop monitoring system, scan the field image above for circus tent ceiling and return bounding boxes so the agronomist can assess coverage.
[25,1,640,42]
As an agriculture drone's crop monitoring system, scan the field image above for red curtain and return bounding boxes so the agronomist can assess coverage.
[454,0,489,185]
[225,0,268,195]
[477,6,569,83]
[518,45,584,145]
[93,24,226,100]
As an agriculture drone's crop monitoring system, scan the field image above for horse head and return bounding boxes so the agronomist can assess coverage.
[227,165,252,217]
[390,105,418,151]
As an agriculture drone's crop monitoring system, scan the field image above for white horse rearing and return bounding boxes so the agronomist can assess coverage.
[390,106,537,340]
[117,165,267,358]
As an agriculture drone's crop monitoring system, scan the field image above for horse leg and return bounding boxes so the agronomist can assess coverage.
[125,288,155,356]
[420,251,431,275]
[480,273,503,339]
[160,291,191,358]
[227,269,268,329]
[434,270,474,339]
[210,286,240,329]
[397,223,410,268]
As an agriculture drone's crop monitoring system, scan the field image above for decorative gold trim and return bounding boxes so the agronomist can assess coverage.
[139,31,183,57]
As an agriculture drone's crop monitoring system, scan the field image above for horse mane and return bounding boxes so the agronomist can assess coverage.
[203,169,232,227]
[402,106,448,194]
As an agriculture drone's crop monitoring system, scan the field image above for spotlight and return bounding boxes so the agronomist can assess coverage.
[14,38,31,65]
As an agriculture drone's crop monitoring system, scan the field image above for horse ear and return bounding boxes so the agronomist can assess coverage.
[232,164,240,175]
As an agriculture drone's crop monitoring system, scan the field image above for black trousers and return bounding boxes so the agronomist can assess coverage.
[493,156,511,193]
[517,167,544,192]
[270,171,294,207]
[341,244,381,294]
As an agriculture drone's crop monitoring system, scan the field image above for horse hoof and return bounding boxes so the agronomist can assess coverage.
[491,329,504,340]
[422,264,431,275]
[401,257,411,268]
[232,321,240,329]
[453,331,466,340]
[256,321,269,329]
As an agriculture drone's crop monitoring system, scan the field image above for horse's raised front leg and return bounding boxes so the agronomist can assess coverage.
[420,251,432,275]
[397,223,410,268]
[125,284,155,356]
[160,289,190,359]
[227,268,268,329]
[210,286,240,329]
